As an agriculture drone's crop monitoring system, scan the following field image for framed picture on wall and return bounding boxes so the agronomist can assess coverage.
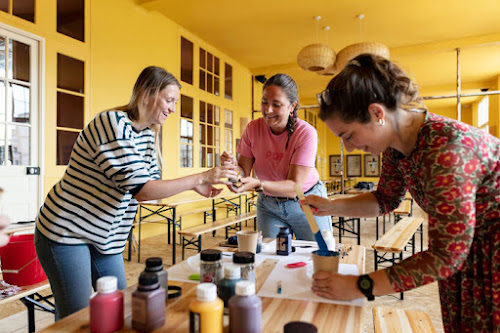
[364,154,381,177]
[346,154,362,177]
[329,155,342,177]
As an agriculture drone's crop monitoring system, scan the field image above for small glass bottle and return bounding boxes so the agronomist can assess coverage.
[233,251,256,284]
[217,264,242,309]
[144,257,168,299]
[276,227,292,256]
[189,283,224,333]
[132,272,166,332]
[200,249,223,285]
[228,281,262,333]
[89,276,124,333]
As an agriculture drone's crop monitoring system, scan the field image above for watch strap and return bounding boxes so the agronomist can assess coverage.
[357,274,375,301]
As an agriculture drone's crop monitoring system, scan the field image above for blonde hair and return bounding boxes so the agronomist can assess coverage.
[112,66,181,170]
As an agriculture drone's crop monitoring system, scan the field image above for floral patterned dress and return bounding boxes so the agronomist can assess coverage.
[373,112,500,332]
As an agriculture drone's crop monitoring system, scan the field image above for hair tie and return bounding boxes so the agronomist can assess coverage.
[347,59,361,67]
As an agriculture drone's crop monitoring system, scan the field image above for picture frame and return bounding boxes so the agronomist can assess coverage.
[346,154,362,177]
[363,154,381,177]
[329,155,342,177]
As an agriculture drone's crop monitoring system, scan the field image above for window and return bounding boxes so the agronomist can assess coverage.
[0,0,35,22]
[199,101,220,167]
[478,96,489,133]
[180,37,193,84]
[199,48,220,96]
[180,95,194,168]
[224,109,233,153]
[303,108,317,128]
[57,0,85,42]
[56,53,84,165]
[224,63,232,100]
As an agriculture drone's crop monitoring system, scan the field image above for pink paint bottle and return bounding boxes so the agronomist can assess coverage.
[89,276,124,333]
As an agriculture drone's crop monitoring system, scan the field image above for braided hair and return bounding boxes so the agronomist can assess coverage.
[263,74,300,149]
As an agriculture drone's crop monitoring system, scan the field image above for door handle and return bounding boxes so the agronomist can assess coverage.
[26,167,40,175]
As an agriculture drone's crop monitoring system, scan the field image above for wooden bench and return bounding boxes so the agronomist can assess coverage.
[372,216,424,299]
[373,307,436,333]
[178,211,258,259]
[394,199,412,222]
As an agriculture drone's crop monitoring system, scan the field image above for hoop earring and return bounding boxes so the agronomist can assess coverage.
[379,118,385,126]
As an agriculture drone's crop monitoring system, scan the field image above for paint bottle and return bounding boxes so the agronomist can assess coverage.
[217,264,242,309]
[144,257,168,299]
[233,251,256,284]
[89,276,124,333]
[189,283,224,333]
[228,281,262,333]
[132,272,166,332]
[321,230,336,251]
[276,227,292,256]
[200,249,223,285]
[283,321,318,333]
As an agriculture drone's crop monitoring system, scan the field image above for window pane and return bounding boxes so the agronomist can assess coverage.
[207,103,213,124]
[214,148,220,166]
[10,83,30,123]
[180,119,193,143]
[207,147,213,168]
[13,0,35,22]
[9,39,30,82]
[200,124,206,144]
[57,53,84,93]
[57,92,84,128]
[214,106,220,126]
[200,146,206,168]
[181,94,193,119]
[214,76,219,96]
[225,109,233,128]
[215,127,220,146]
[0,37,5,78]
[207,52,213,72]
[57,0,85,42]
[0,124,4,164]
[0,1,8,13]
[207,125,213,145]
[225,63,233,100]
[199,70,205,91]
[57,130,79,165]
[7,125,30,165]
[207,73,213,93]
[214,57,220,76]
[180,144,193,168]
[199,101,206,122]
[0,81,4,121]
[180,37,193,84]
[199,48,206,69]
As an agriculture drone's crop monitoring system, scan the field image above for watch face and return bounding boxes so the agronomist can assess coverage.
[360,278,371,290]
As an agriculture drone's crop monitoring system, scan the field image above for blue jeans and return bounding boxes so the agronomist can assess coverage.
[257,181,332,240]
[34,228,127,320]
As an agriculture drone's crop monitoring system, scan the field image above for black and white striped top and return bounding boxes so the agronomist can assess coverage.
[36,111,160,254]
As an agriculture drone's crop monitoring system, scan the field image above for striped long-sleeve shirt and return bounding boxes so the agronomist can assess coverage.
[36,111,160,254]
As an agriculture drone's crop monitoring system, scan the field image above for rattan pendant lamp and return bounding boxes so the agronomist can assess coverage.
[297,16,336,72]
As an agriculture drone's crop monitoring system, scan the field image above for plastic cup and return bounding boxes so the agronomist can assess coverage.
[237,230,259,253]
[312,250,339,274]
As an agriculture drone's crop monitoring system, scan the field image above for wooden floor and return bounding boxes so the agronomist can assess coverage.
[0,205,443,333]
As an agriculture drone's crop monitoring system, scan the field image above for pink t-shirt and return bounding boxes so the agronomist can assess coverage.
[237,117,319,195]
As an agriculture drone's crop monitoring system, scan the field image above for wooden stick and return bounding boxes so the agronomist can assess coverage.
[294,184,319,233]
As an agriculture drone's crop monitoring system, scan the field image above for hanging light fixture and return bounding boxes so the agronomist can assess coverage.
[317,26,340,76]
[297,16,336,72]
[333,14,390,73]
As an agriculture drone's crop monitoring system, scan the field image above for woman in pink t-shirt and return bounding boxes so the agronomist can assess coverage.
[221,74,332,240]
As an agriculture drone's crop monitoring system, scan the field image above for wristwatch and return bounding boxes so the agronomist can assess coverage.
[357,274,375,301]
[255,180,265,192]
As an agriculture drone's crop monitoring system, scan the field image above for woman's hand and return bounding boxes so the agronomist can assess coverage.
[201,166,237,185]
[220,151,238,167]
[299,194,336,216]
[193,184,223,198]
[227,176,260,193]
[0,215,11,247]
[311,272,363,300]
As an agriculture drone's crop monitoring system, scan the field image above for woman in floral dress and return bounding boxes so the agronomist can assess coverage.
[301,53,500,332]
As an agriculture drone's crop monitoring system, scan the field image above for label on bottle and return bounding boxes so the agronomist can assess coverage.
[189,311,201,333]
[132,297,147,324]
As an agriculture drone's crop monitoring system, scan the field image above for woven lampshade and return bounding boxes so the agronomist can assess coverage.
[334,42,390,73]
[316,62,339,76]
[297,43,336,72]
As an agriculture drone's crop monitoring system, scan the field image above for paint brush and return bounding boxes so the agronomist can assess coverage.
[294,183,329,255]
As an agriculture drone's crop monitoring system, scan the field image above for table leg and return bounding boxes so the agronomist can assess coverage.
[20,295,35,333]
[172,207,177,265]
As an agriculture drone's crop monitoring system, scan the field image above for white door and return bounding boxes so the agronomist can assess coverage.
[0,26,42,223]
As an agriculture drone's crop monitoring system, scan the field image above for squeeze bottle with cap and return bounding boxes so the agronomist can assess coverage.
[189,283,223,333]
[132,272,166,332]
[217,264,242,308]
[228,281,262,333]
[144,257,168,299]
[89,276,124,333]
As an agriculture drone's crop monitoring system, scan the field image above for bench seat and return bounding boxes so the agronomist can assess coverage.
[373,307,436,333]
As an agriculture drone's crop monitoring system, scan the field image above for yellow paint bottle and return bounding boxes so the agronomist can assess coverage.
[189,283,224,333]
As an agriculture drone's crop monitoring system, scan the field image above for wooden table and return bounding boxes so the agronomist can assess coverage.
[40,244,366,332]
[136,191,254,264]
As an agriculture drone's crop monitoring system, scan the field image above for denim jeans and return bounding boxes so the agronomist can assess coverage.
[34,228,127,320]
[257,181,332,240]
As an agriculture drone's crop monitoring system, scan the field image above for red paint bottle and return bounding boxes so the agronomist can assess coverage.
[89,276,124,333]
